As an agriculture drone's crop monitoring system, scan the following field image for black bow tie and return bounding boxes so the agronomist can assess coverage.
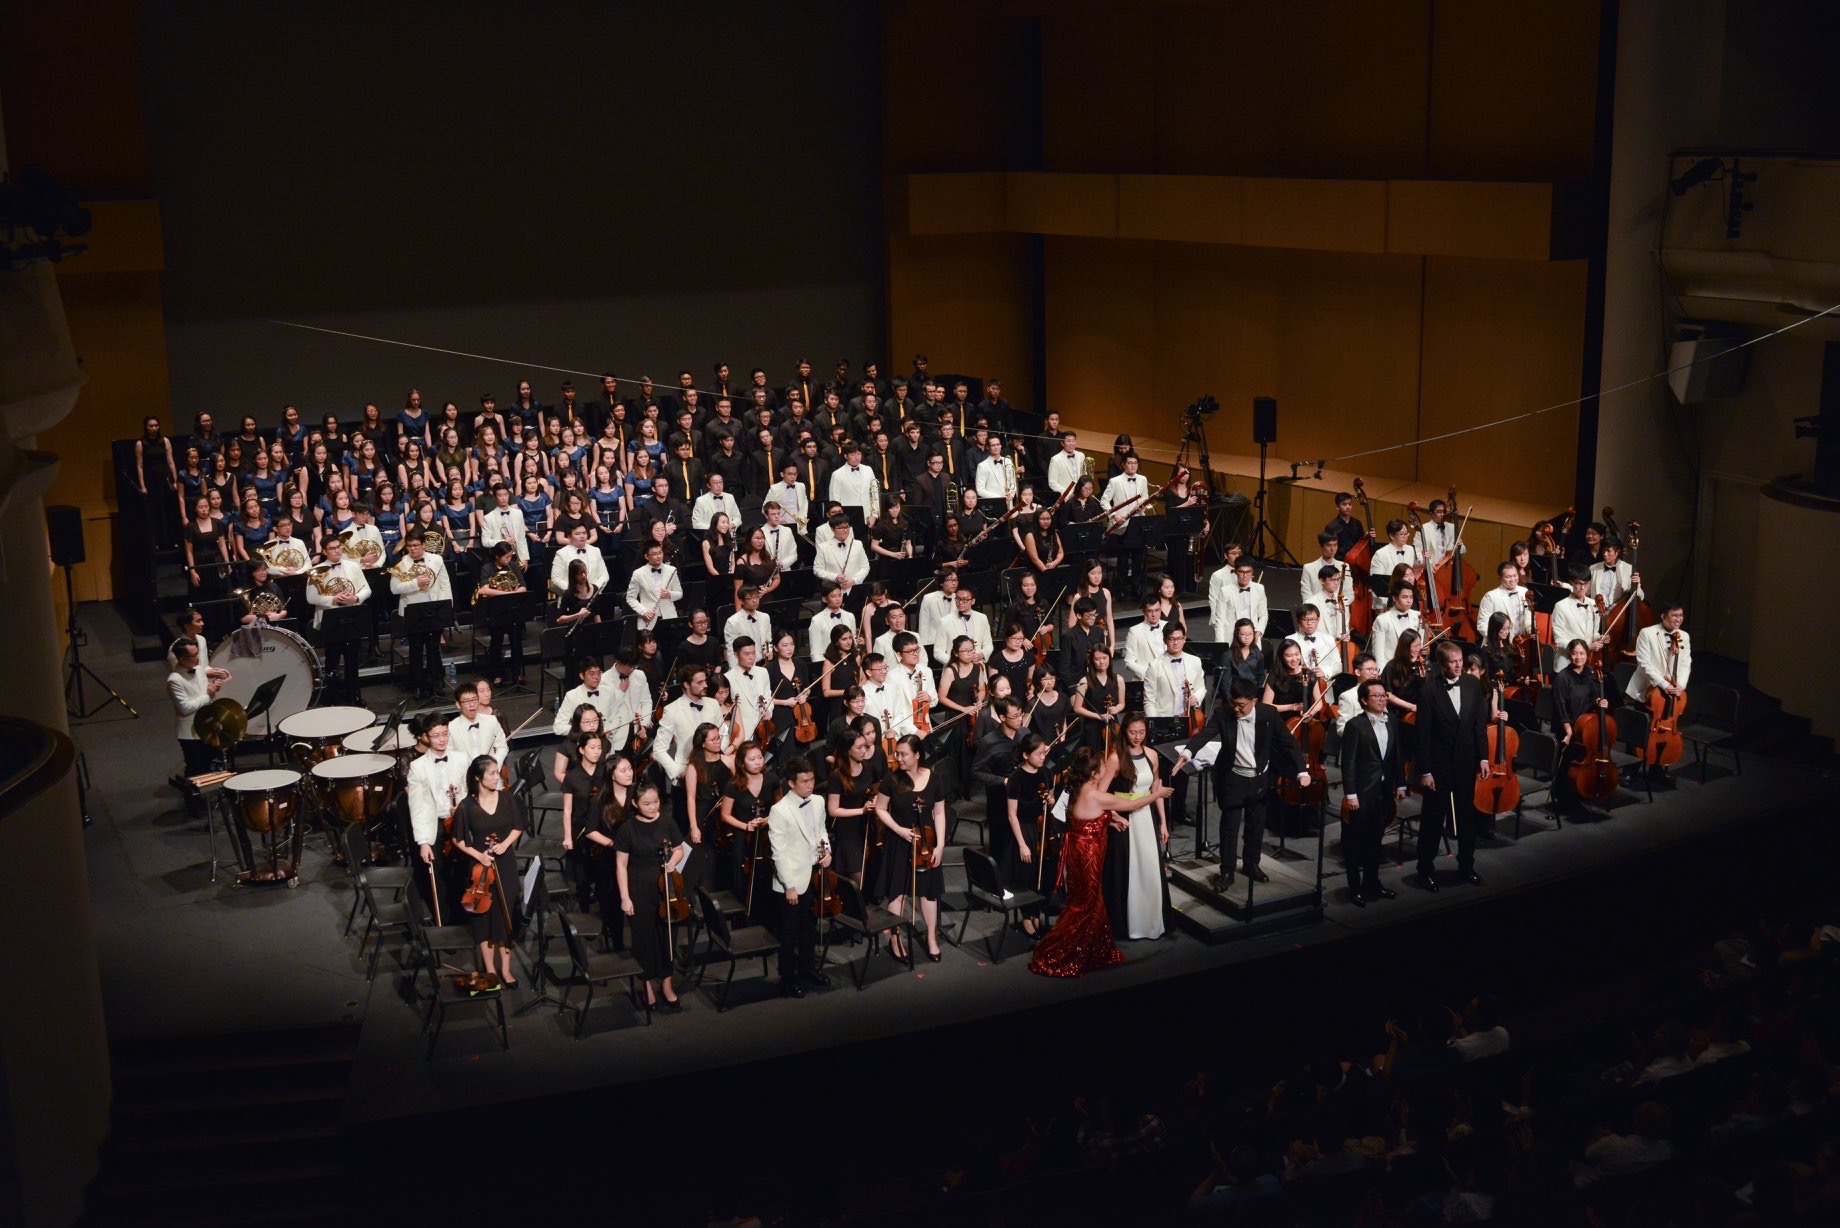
[1445,680,1462,690]
[586,691,598,697]
[798,798,810,808]
[651,567,662,575]
[690,702,703,710]
[434,756,447,763]
[468,723,478,731]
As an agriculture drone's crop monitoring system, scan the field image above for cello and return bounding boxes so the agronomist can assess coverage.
[1473,674,1521,817]
[1566,662,1620,802]
[1276,661,1329,807]
[1343,478,1377,637]
[1643,629,1689,767]
[1432,488,1480,641]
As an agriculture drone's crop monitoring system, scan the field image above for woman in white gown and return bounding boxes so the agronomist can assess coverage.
[1112,712,1169,940]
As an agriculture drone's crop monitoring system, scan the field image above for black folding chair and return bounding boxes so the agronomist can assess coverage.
[957,848,1044,964]
[694,888,778,1012]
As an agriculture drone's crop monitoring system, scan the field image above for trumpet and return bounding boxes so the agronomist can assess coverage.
[306,562,355,598]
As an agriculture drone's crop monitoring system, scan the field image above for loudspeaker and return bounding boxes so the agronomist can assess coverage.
[1668,334,1749,403]
[1252,397,1278,445]
[47,505,85,567]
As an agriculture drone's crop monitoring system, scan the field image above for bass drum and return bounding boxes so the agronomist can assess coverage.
[210,626,323,724]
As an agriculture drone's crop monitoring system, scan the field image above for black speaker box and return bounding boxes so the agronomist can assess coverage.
[47,504,85,566]
[1252,397,1278,445]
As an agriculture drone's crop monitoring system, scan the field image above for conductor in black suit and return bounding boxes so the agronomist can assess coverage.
[1172,677,1309,890]
[1339,678,1407,905]
[1413,639,1491,891]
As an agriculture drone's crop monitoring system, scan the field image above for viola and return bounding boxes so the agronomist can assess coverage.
[1642,631,1689,767]
[1566,668,1620,801]
[1184,679,1205,738]
[1473,677,1521,816]
[793,694,819,743]
[461,859,499,914]
[1343,478,1377,637]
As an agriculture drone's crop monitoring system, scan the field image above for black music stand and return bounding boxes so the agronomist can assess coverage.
[476,591,536,696]
[649,616,689,663]
[244,675,288,768]
[1061,522,1103,558]
[1156,739,1212,860]
[400,599,453,691]
[1162,506,1204,542]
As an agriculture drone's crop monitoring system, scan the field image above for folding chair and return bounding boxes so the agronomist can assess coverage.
[695,889,778,1012]
[554,908,648,1038]
[1677,683,1741,784]
[957,848,1044,964]
[825,876,915,988]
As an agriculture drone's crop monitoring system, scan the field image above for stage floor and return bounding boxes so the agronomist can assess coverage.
[67,599,1829,1131]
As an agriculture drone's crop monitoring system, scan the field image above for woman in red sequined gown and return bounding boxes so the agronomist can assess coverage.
[1029,746,1173,978]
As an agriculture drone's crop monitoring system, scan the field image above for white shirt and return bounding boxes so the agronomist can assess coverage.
[1119,619,1168,682]
[917,589,957,650]
[1046,450,1084,496]
[1415,520,1454,568]
[406,749,466,847]
[1627,624,1690,701]
[1368,542,1420,608]
[624,562,683,629]
[808,607,854,661]
[1335,683,1366,734]
[1207,571,1267,640]
[304,556,372,628]
[1232,710,1258,774]
[480,505,528,563]
[726,664,771,743]
[690,490,741,531]
[1476,585,1533,638]
[764,481,810,535]
[602,668,653,747]
[1589,559,1643,607]
[1367,607,1422,667]
[862,676,903,735]
[553,681,615,736]
[343,522,385,569]
[1550,598,1601,655]
[1285,629,1339,682]
[1299,557,1352,607]
[1316,588,1354,644]
[1143,650,1205,720]
[722,609,771,670]
[767,790,827,894]
[1099,472,1147,521]
[813,533,868,587]
[1369,710,1391,758]
[763,521,800,569]
[651,693,717,782]
[167,666,212,740]
[827,464,879,521]
[449,713,508,766]
[389,553,452,613]
[973,454,1014,504]
[933,607,993,666]
[550,543,608,594]
[885,664,938,736]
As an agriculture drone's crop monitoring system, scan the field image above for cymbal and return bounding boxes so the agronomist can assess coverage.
[194,698,249,749]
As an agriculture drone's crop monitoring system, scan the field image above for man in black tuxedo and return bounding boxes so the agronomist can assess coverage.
[1339,679,1407,905]
[1173,677,1309,890]
[1413,640,1491,891]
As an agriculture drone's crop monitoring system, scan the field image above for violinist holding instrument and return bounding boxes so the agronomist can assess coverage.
[1338,679,1406,906]
[615,780,689,1011]
[450,756,527,991]
[825,731,887,885]
[870,736,949,963]
[767,758,833,997]
[717,743,778,921]
[1006,733,1061,933]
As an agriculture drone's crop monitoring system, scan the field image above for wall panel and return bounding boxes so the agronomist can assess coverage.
[1040,11,1154,172]
[1043,237,1157,433]
[887,232,1036,413]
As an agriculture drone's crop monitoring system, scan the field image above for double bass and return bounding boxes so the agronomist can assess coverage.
[1602,511,1655,660]
[1642,630,1689,767]
[1566,663,1620,802]
[1431,487,1479,641]
[1343,478,1377,637]
[1473,674,1521,817]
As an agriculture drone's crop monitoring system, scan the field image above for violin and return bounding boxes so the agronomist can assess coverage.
[755,694,776,745]
[1184,678,1205,738]
[1566,663,1620,801]
[657,838,691,923]
[1473,675,1521,816]
[913,693,933,736]
[460,857,499,914]
[1642,630,1689,767]
[809,838,843,919]
[739,790,773,917]
[1343,478,1377,637]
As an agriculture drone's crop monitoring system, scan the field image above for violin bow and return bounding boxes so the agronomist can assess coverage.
[428,860,444,927]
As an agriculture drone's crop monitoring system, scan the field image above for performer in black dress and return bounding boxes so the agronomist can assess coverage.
[1071,645,1126,754]
[1004,734,1058,935]
[681,723,732,895]
[990,623,1034,697]
[614,781,690,1010]
[870,735,948,962]
[450,755,527,989]
[579,752,635,949]
[559,730,607,910]
[1027,664,1075,748]
[717,742,778,921]
[825,730,886,885]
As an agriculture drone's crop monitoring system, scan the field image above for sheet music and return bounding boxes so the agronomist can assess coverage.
[1189,739,1224,770]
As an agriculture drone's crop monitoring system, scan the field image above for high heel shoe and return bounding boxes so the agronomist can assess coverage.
[926,948,942,963]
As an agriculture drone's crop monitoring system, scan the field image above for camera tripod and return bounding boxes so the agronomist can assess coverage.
[63,563,137,720]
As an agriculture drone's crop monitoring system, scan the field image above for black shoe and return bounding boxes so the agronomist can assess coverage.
[779,979,805,999]
[798,967,831,989]
[657,997,683,1013]
[1462,871,1484,886]
[1242,866,1270,884]
[1350,892,1367,908]
[1373,886,1398,900]
[926,949,942,963]
[1413,873,1440,893]
[1213,871,1235,891]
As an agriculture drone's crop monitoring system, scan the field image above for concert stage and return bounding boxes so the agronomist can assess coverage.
[65,602,1831,1143]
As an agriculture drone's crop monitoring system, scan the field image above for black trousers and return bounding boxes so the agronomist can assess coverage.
[486,623,524,678]
[1343,788,1390,891]
[323,637,362,700]
[405,631,441,692]
[1416,782,1479,876]
[179,738,215,778]
[1214,770,1268,872]
[777,884,817,980]
[1148,718,1189,827]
